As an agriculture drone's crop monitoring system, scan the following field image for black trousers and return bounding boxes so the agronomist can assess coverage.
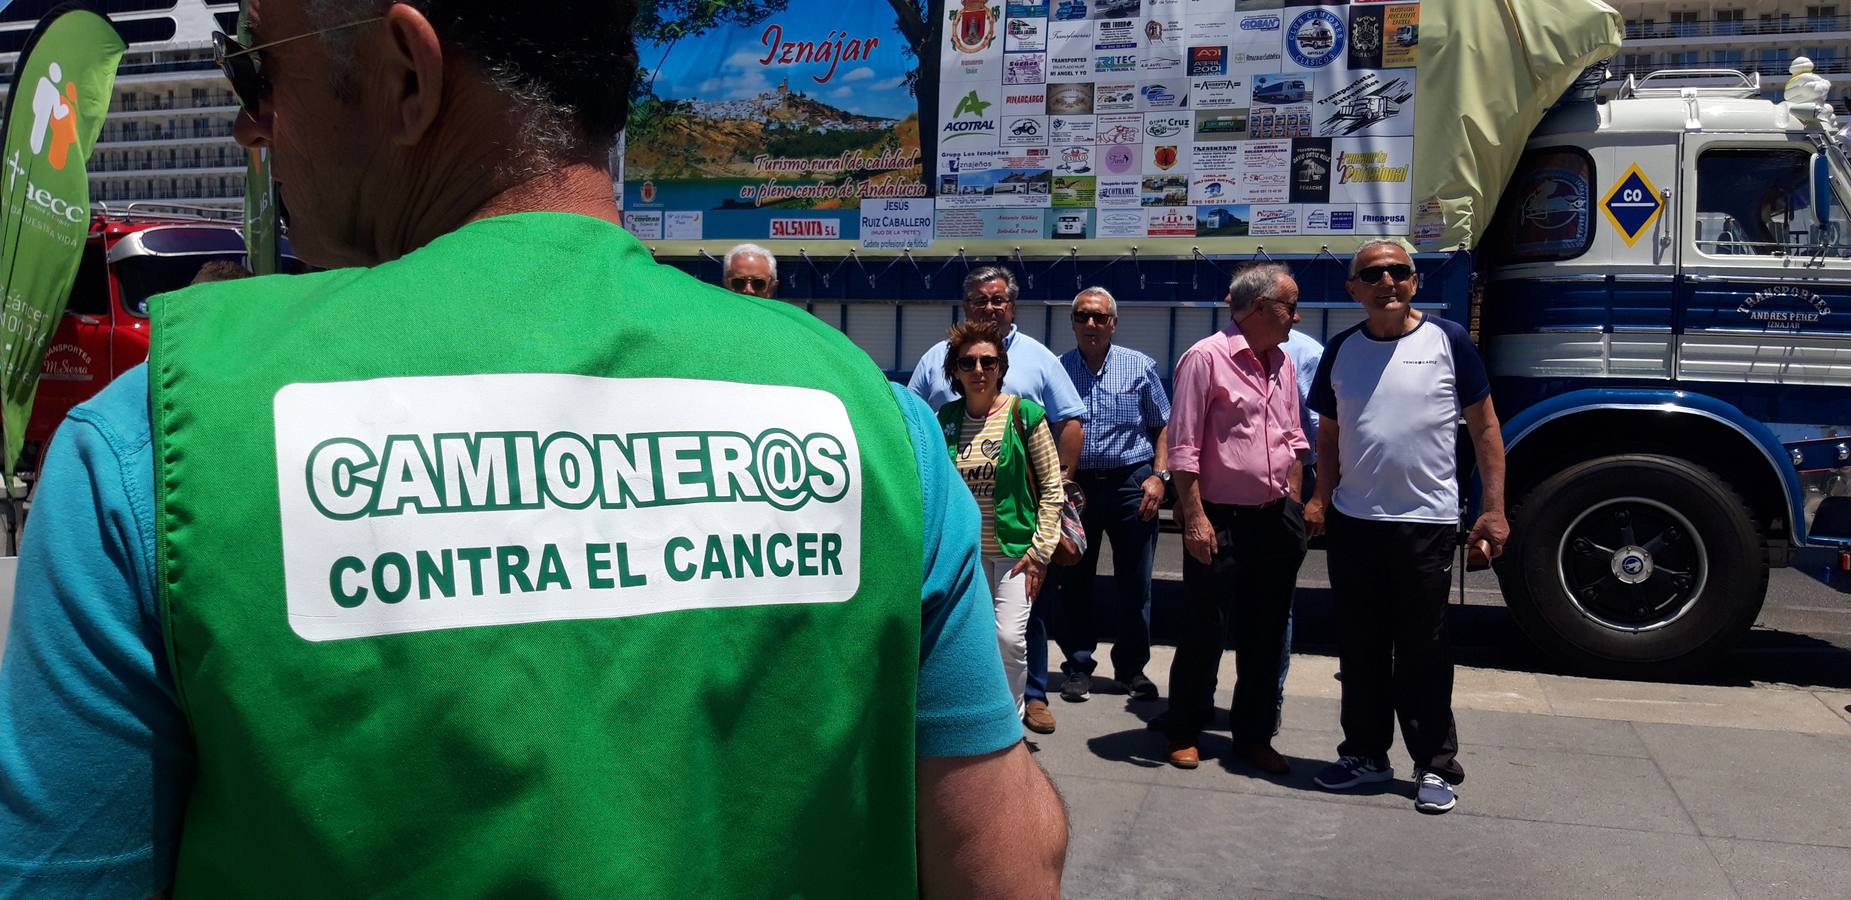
[1047,462,1158,681]
[1327,510,1465,784]
[1164,498,1307,745]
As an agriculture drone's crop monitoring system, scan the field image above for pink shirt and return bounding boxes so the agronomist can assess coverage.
[1169,325,1308,506]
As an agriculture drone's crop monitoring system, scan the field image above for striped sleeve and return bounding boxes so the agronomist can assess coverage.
[1026,416,1065,564]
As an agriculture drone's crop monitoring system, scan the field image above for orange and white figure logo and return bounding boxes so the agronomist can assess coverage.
[29,62,81,170]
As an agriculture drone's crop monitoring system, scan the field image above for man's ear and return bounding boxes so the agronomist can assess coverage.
[379,4,446,146]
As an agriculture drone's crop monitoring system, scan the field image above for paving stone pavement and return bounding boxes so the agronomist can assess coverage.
[1032,646,1851,900]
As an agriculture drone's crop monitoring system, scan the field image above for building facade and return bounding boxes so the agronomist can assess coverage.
[1612,1,1851,109]
[2,0,244,218]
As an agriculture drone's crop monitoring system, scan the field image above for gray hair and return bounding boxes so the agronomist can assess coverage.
[723,243,778,279]
[306,0,584,181]
[1349,239,1416,277]
[1227,263,1292,317]
[1073,286,1116,316]
[963,265,1019,302]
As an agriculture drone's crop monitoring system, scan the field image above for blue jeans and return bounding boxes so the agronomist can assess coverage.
[1033,463,1158,696]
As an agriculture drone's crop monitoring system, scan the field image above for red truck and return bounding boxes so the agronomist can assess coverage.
[21,209,295,473]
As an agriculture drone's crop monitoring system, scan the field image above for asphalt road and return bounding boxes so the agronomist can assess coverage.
[1087,529,1851,691]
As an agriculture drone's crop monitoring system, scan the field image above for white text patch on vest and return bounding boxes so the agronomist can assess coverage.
[274,376,864,641]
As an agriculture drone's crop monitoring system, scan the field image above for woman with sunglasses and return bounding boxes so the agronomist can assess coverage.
[937,320,1066,725]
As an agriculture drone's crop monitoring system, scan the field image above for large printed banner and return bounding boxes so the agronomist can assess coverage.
[618,1,1622,252]
[935,0,1420,241]
[622,1,927,243]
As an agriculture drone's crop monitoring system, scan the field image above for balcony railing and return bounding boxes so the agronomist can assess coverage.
[90,155,244,173]
[99,121,235,140]
[1626,15,1851,40]
[92,182,246,199]
[113,93,237,113]
[98,123,238,143]
[113,59,220,78]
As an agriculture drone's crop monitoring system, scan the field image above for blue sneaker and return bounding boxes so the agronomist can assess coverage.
[1313,755,1393,790]
[1415,770,1458,814]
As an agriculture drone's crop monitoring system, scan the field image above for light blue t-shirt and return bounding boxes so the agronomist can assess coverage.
[907,325,1088,421]
[0,366,1017,897]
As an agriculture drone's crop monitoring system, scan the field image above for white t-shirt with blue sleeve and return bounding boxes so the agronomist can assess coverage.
[1307,315,1490,524]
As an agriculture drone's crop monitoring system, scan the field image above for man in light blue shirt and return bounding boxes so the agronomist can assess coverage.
[908,265,1087,473]
[1277,325,1324,731]
[908,264,1086,736]
[1282,328,1323,467]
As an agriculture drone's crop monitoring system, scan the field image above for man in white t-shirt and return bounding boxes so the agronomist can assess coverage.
[1302,240,1509,815]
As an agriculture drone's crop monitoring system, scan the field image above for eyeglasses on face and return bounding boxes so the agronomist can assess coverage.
[1353,263,1415,285]
[212,16,384,113]
[1071,311,1115,325]
[966,296,1013,309]
[728,276,771,292]
[955,354,1002,372]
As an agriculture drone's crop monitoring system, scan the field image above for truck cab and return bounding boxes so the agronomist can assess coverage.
[1480,70,1851,671]
[23,209,297,473]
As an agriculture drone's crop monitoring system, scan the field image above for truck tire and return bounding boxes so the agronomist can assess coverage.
[1495,454,1766,675]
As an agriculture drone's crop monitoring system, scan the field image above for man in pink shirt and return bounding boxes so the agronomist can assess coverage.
[1159,263,1309,772]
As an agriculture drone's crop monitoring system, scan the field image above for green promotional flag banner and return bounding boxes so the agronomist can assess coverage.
[238,2,279,274]
[0,1,124,472]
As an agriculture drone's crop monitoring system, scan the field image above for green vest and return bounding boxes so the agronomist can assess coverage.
[936,396,1047,559]
[150,213,923,896]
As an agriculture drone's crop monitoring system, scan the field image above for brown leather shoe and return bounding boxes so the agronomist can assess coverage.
[1024,699,1057,734]
[1233,742,1291,775]
[1167,740,1200,769]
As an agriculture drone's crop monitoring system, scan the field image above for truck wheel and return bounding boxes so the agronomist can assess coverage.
[1495,454,1766,675]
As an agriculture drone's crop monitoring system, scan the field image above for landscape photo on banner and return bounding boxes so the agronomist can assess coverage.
[622,1,930,242]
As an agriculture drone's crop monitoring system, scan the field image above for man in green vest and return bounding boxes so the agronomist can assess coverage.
[0,1,1068,896]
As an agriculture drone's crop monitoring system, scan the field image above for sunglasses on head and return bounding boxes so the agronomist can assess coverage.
[212,16,384,112]
[1071,311,1114,325]
[956,354,1001,372]
[1353,263,1415,285]
[728,276,771,291]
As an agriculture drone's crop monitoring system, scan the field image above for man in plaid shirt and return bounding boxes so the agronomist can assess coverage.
[1044,287,1172,704]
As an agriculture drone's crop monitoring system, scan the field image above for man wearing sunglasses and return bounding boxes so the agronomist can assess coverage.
[722,243,779,300]
[0,2,1067,895]
[1305,240,1509,816]
[1046,287,1170,704]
